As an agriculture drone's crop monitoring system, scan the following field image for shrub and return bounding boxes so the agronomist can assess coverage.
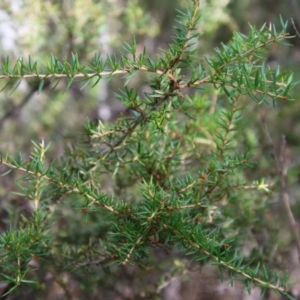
[0,1,297,299]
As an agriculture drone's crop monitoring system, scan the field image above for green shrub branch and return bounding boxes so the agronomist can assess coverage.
[0,1,298,299]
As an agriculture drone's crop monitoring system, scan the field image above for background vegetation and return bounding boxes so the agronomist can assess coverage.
[0,0,300,299]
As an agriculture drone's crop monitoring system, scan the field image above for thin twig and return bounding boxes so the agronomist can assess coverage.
[0,81,50,128]
[291,18,300,38]
[163,222,289,295]
[0,159,121,215]
[289,0,300,31]
[261,111,300,261]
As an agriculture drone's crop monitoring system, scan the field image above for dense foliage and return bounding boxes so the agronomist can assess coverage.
[0,1,298,299]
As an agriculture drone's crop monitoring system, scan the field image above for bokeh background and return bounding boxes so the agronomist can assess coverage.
[0,0,300,299]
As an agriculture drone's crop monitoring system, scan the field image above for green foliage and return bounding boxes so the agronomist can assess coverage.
[0,1,297,298]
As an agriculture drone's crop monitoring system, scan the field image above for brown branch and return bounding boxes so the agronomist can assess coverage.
[290,0,300,32]
[291,18,300,39]
[261,112,300,261]
[0,81,51,128]
[69,255,118,270]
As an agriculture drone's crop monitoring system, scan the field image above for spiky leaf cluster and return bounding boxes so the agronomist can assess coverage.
[0,1,297,298]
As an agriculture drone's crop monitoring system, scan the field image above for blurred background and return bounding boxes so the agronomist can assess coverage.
[0,0,300,299]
